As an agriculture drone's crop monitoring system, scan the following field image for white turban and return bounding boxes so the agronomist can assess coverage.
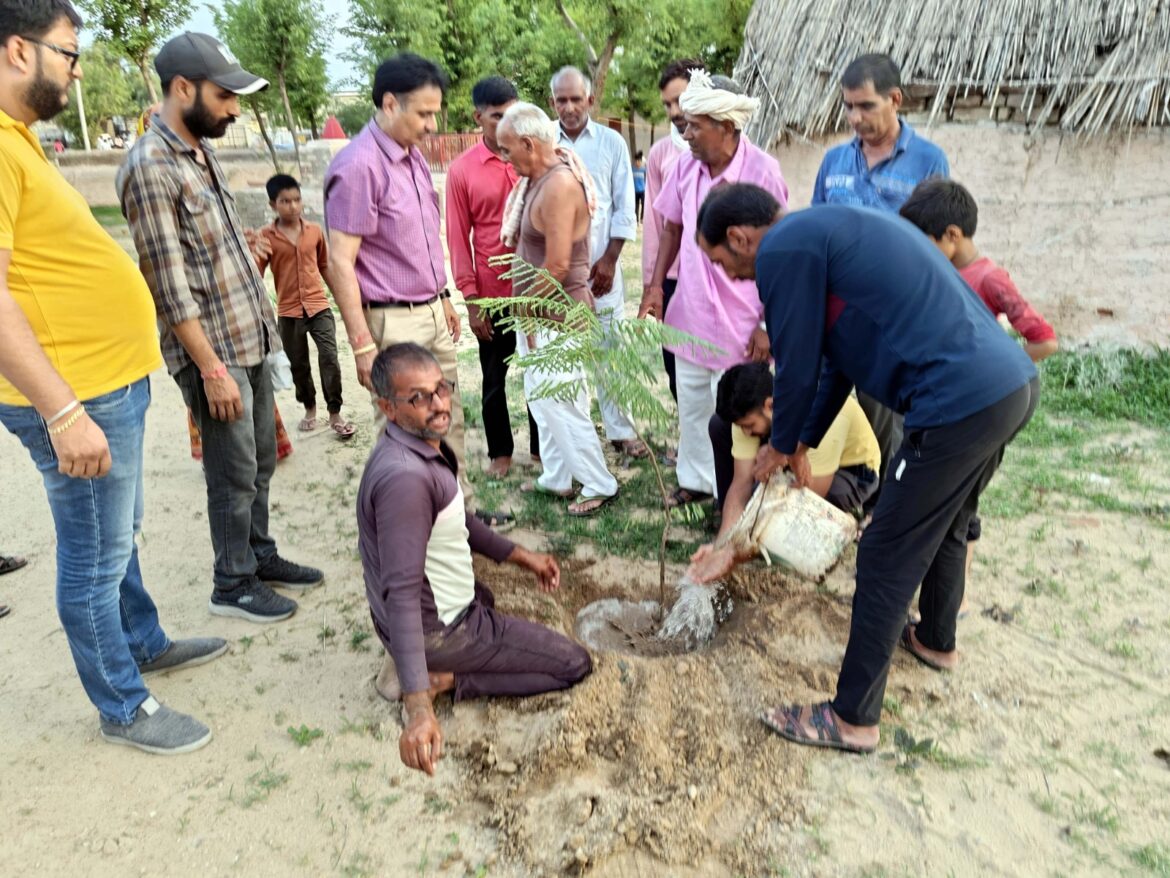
[678,69,759,131]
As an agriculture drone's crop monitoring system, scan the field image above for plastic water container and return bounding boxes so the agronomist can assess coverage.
[724,476,857,579]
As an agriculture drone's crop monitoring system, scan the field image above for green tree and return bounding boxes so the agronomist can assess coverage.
[79,0,193,102]
[59,41,139,144]
[331,100,372,137]
[214,0,333,173]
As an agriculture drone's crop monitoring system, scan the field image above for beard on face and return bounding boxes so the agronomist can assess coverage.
[182,85,235,139]
[24,54,69,122]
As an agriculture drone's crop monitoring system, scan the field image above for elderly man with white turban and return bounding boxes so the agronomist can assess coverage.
[639,71,789,510]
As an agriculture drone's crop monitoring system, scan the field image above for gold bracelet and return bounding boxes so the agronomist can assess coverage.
[353,343,377,356]
[49,405,86,435]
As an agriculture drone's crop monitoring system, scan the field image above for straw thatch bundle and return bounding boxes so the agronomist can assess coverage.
[733,0,1170,145]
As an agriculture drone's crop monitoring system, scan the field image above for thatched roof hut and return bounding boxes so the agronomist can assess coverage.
[734,0,1170,145]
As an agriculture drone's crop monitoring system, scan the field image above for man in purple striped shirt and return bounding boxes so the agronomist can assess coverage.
[326,53,506,528]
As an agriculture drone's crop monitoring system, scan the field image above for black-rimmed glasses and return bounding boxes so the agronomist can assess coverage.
[23,36,80,71]
[389,379,455,410]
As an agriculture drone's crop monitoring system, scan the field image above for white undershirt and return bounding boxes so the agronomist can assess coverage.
[425,484,477,624]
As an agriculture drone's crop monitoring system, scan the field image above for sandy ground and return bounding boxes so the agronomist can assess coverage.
[3,226,1169,876]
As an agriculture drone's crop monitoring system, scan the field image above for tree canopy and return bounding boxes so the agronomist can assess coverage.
[342,0,751,131]
[79,0,193,102]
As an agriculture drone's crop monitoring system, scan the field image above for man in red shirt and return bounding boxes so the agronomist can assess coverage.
[445,76,538,478]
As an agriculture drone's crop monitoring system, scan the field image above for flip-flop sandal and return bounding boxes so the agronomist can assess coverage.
[297,417,318,432]
[665,487,713,509]
[0,604,10,619]
[759,701,875,755]
[567,490,619,517]
[898,624,951,672]
[520,480,573,499]
[331,420,356,440]
[0,555,28,576]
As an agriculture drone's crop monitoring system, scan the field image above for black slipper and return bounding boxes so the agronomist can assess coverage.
[898,624,951,672]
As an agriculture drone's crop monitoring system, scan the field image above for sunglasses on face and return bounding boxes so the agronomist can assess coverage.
[390,379,455,409]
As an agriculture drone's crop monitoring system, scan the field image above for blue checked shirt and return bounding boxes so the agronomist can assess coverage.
[811,119,949,213]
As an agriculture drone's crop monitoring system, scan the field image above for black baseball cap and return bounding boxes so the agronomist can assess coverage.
[155,33,269,95]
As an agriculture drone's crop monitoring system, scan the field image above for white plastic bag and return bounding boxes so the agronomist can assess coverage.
[268,350,294,392]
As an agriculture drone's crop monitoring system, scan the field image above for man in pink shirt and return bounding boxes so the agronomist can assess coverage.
[641,71,788,508]
[643,58,700,403]
[445,76,539,479]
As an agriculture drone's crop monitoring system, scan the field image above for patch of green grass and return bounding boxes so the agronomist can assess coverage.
[1070,793,1120,835]
[348,630,373,652]
[1040,348,1170,428]
[1131,843,1170,875]
[347,778,374,815]
[90,204,126,226]
[423,792,451,814]
[234,760,289,808]
[287,724,324,747]
[1108,639,1138,660]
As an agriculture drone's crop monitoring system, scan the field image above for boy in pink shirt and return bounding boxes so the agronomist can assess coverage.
[900,177,1058,612]
[900,178,1058,363]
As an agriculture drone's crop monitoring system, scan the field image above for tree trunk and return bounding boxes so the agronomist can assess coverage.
[591,33,620,105]
[250,99,281,171]
[138,56,158,104]
[309,111,320,140]
[276,68,303,175]
[627,105,637,154]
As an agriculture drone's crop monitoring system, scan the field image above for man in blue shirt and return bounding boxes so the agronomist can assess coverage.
[691,183,1038,755]
[812,53,949,211]
[812,54,950,497]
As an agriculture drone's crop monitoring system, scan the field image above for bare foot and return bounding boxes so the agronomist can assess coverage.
[376,657,456,703]
[486,456,511,478]
[610,439,649,459]
[907,624,959,670]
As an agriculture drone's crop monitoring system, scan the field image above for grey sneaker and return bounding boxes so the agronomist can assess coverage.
[100,696,212,755]
[138,637,229,676]
[209,578,297,623]
[256,554,324,590]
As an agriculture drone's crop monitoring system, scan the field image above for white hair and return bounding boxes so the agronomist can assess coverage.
[499,102,557,143]
[549,65,592,98]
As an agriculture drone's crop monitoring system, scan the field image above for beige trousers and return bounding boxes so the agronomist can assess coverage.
[364,300,474,506]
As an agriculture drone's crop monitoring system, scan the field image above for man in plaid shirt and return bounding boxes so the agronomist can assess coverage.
[119,33,322,624]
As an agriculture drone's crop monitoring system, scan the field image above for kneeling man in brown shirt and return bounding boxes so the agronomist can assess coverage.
[358,342,592,775]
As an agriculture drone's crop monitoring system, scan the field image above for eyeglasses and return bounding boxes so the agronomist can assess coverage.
[22,36,81,71]
[389,379,455,410]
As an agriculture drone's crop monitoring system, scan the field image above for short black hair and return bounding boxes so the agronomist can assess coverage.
[265,173,300,201]
[658,58,702,91]
[841,53,901,94]
[899,178,978,238]
[697,183,780,247]
[716,363,772,423]
[634,150,644,160]
[0,0,83,46]
[372,53,449,108]
[471,75,518,109]
[371,342,439,400]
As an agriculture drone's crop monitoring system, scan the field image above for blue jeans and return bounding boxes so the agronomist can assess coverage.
[175,361,277,591]
[0,378,170,724]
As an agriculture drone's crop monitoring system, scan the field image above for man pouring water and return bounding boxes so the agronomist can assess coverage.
[687,183,1038,756]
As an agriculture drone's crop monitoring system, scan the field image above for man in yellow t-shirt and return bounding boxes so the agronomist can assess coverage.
[0,1,224,755]
[707,363,880,540]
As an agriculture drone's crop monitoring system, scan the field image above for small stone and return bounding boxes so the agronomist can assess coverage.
[568,834,585,849]
[574,848,588,866]
[496,760,518,775]
[687,785,698,801]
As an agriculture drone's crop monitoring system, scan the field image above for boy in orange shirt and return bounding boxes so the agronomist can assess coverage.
[257,174,353,437]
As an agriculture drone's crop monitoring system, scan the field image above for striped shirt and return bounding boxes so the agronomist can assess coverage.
[323,121,446,304]
[117,116,279,375]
